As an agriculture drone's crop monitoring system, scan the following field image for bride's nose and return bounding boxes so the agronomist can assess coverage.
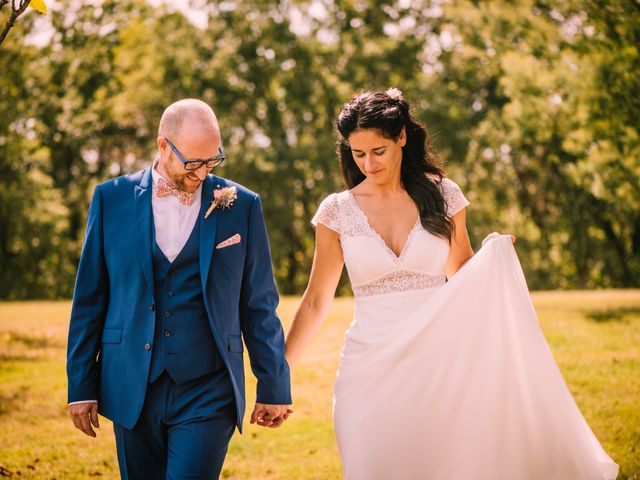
[363,155,376,170]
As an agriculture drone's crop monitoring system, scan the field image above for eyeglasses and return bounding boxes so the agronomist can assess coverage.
[160,136,226,170]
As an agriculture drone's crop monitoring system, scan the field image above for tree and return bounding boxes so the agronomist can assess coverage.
[1,0,638,299]
[0,0,45,47]
[430,0,640,288]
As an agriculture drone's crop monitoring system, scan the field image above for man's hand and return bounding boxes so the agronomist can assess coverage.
[68,403,100,437]
[249,403,293,428]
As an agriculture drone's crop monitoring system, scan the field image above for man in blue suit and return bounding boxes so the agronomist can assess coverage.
[66,99,292,479]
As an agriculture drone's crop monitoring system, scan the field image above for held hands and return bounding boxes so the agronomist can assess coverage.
[250,403,293,428]
[68,402,100,437]
[482,231,516,247]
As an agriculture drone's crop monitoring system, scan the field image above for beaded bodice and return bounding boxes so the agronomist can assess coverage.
[311,178,469,297]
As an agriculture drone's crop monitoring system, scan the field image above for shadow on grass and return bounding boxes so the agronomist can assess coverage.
[0,384,29,416]
[0,332,64,362]
[1,332,65,349]
[586,307,640,323]
[0,353,45,362]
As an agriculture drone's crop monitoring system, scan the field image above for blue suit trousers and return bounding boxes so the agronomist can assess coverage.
[113,368,236,480]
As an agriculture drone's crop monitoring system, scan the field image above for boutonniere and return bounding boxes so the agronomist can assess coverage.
[205,186,238,219]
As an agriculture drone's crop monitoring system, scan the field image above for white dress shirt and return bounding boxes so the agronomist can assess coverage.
[150,161,202,262]
[68,162,202,406]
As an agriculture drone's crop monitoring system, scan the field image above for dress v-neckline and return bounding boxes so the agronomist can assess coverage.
[347,190,420,262]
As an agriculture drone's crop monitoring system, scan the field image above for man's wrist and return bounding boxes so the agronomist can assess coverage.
[68,400,98,406]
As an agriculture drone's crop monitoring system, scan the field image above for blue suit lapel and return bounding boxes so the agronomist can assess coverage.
[199,175,220,293]
[134,168,154,295]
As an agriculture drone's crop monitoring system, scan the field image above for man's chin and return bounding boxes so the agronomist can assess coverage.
[180,178,202,193]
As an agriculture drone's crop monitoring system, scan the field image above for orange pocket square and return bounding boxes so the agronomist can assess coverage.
[216,234,241,249]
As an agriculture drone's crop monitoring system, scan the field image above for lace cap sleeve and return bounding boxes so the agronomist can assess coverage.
[311,193,341,234]
[440,178,470,217]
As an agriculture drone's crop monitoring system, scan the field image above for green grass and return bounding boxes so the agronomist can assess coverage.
[1,291,639,479]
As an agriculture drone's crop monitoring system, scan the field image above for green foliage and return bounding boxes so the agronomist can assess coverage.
[440,0,640,288]
[0,0,638,298]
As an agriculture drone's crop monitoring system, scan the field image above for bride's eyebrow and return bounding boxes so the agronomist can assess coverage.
[351,146,387,152]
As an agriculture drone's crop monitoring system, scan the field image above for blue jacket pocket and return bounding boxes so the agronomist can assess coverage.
[227,335,244,353]
[101,328,122,344]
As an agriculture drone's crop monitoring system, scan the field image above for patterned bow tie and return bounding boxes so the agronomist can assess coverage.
[155,177,196,206]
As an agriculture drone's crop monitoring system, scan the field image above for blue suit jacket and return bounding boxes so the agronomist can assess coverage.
[66,168,291,431]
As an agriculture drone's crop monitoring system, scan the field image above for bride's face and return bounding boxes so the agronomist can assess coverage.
[348,128,406,185]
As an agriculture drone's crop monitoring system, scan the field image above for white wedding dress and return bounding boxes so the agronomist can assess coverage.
[312,179,618,480]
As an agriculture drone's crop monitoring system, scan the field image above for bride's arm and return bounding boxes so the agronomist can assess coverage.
[285,224,344,367]
[444,208,474,279]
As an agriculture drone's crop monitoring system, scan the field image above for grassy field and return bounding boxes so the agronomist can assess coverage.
[1,291,639,479]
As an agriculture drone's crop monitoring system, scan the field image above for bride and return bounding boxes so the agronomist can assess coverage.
[284,88,619,479]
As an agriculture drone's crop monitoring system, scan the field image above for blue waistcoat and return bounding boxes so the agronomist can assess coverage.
[149,218,222,384]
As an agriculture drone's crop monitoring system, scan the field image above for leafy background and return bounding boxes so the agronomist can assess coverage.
[1,0,638,299]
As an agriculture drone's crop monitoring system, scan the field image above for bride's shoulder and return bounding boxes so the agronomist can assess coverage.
[317,190,351,208]
[311,190,353,233]
[425,173,459,188]
[425,174,464,194]
[425,174,469,216]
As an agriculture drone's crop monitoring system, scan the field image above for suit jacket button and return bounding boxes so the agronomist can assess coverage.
[149,304,155,311]
[145,343,151,351]
[164,311,171,317]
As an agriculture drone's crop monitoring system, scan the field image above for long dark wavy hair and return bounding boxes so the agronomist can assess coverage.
[336,88,455,242]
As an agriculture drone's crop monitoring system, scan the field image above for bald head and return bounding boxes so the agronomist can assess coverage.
[156,99,223,193]
[158,98,220,142]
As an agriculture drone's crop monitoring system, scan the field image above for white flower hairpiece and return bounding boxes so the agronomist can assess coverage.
[385,87,404,101]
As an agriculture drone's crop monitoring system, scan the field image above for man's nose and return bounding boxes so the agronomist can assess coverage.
[193,165,208,180]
